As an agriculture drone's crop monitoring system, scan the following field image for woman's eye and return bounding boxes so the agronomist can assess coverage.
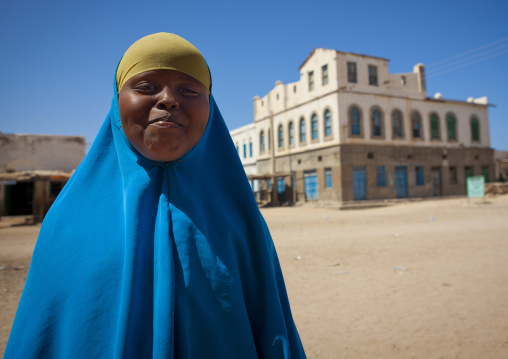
[179,87,198,95]
[133,83,157,92]
[138,85,155,91]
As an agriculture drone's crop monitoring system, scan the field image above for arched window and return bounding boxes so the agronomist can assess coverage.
[311,114,318,140]
[471,116,480,142]
[288,122,294,146]
[392,110,403,138]
[324,110,332,137]
[446,114,457,141]
[249,139,252,157]
[299,117,306,143]
[430,113,440,140]
[371,109,382,137]
[278,124,284,148]
[411,111,422,139]
[259,131,265,152]
[350,106,361,136]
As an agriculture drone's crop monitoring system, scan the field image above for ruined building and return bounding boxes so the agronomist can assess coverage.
[0,133,85,220]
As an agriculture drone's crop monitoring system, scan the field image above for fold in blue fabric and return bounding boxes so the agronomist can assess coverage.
[5,74,306,358]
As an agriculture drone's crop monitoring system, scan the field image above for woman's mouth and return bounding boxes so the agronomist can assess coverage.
[150,120,181,128]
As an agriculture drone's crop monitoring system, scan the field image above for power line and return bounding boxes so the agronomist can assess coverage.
[427,42,508,74]
[426,36,508,68]
[427,49,508,78]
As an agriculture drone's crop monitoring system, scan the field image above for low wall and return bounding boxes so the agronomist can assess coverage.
[485,182,508,196]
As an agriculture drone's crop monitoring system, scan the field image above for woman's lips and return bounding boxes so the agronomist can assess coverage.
[150,120,181,128]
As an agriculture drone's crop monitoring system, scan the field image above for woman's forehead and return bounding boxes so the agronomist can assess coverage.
[124,69,207,90]
[131,69,199,81]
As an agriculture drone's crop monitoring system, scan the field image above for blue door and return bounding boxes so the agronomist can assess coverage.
[395,166,408,198]
[304,171,318,200]
[352,166,366,201]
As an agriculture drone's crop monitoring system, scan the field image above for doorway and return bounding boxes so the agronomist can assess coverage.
[352,166,366,201]
[3,182,34,216]
[431,167,442,196]
[304,171,318,200]
[395,166,408,198]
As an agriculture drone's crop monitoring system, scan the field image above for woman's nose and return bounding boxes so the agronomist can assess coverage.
[156,88,179,110]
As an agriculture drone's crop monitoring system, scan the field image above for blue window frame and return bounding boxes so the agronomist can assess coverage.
[350,107,361,136]
[412,111,422,139]
[277,178,285,193]
[288,122,294,146]
[324,110,331,137]
[392,110,403,138]
[243,144,246,158]
[376,166,386,186]
[415,166,424,186]
[311,114,318,140]
[372,109,382,137]
[299,117,306,143]
[267,178,272,190]
[249,141,252,157]
[278,125,284,148]
[325,168,332,188]
[277,177,285,201]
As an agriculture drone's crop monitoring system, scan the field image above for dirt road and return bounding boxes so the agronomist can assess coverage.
[2,195,508,358]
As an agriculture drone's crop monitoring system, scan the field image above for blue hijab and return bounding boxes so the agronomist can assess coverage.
[5,41,306,358]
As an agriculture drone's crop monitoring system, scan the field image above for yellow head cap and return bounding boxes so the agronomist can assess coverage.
[116,33,211,93]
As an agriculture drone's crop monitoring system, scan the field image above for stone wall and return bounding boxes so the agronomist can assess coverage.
[485,183,508,196]
[339,144,494,201]
[257,144,494,203]
[0,134,85,172]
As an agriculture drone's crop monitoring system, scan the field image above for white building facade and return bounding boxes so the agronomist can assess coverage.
[230,123,257,176]
[231,48,493,203]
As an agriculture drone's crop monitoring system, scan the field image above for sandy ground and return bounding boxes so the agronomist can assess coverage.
[1,195,508,358]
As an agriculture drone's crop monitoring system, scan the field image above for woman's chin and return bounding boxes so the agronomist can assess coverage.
[141,145,184,163]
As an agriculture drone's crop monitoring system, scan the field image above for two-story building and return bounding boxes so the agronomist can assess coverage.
[232,48,494,203]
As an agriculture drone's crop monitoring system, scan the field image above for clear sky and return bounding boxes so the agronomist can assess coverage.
[1,0,507,150]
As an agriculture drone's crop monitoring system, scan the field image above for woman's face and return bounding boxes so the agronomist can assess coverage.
[118,69,210,162]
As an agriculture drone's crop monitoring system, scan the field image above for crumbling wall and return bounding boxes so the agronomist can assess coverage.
[0,134,85,172]
[485,182,508,196]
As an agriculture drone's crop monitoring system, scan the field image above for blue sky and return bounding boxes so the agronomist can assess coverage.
[1,0,507,150]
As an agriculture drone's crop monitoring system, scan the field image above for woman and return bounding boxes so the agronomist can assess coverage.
[5,33,306,358]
